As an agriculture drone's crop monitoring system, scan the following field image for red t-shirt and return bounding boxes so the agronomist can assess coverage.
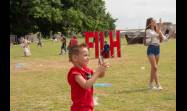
[67,66,94,111]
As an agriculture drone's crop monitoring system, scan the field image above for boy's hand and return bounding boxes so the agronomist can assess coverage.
[101,60,110,68]
[96,65,106,73]
[98,56,110,67]
[95,65,106,78]
[95,61,110,77]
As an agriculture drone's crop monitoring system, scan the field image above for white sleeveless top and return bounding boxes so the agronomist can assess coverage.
[146,29,160,46]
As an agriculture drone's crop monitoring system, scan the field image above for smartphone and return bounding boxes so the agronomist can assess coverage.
[99,56,104,65]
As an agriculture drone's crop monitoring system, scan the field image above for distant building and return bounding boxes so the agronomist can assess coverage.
[121,29,145,44]
[123,22,176,44]
[10,33,39,45]
[10,35,18,44]
[158,22,176,38]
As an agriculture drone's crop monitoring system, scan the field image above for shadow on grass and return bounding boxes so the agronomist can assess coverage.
[115,88,149,94]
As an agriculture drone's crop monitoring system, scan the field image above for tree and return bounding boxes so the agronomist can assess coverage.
[10,0,117,38]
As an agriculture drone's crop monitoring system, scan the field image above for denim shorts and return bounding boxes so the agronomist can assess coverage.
[147,45,160,56]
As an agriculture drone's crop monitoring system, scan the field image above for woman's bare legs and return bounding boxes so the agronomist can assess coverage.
[148,55,162,89]
[155,56,160,86]
[148,55,158,88]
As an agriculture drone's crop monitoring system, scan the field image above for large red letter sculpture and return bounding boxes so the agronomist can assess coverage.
[99,32,104,55]
[85,32,99,58]
[85,31,121,58]
[109,30,121,58]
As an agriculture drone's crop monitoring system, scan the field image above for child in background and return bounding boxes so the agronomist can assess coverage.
[102,41,110,58]
[21,38,31,57]
[67,43,109,111]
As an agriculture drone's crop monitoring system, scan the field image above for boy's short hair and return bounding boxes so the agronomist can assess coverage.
[68,43,87,62]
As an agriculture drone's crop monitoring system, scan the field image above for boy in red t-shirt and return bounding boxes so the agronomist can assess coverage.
[67,43,109,111]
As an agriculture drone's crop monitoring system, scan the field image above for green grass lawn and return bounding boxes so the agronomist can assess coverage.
[10,38,176,111]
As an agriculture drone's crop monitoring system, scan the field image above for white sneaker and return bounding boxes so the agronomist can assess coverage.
[156,85,163,90]
[148,84,157,90]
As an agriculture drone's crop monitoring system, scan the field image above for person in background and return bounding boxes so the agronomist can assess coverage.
[145,17,166,90]
[59,34,67,55]
[37,32,43,47]
[21,38,31,57]
[67,35,78,50]
[101,41,110,58]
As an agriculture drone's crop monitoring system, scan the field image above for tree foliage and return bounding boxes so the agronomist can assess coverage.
[10,0,117,37]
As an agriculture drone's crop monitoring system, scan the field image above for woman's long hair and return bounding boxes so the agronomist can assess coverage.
[145,17,154,39]
[144,17,155,45]
[146,17,157,30]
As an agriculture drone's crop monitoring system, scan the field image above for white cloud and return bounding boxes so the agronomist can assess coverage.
[104,0,176,29]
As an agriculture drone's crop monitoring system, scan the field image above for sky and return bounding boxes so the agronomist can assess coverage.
[104,0,176,29]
